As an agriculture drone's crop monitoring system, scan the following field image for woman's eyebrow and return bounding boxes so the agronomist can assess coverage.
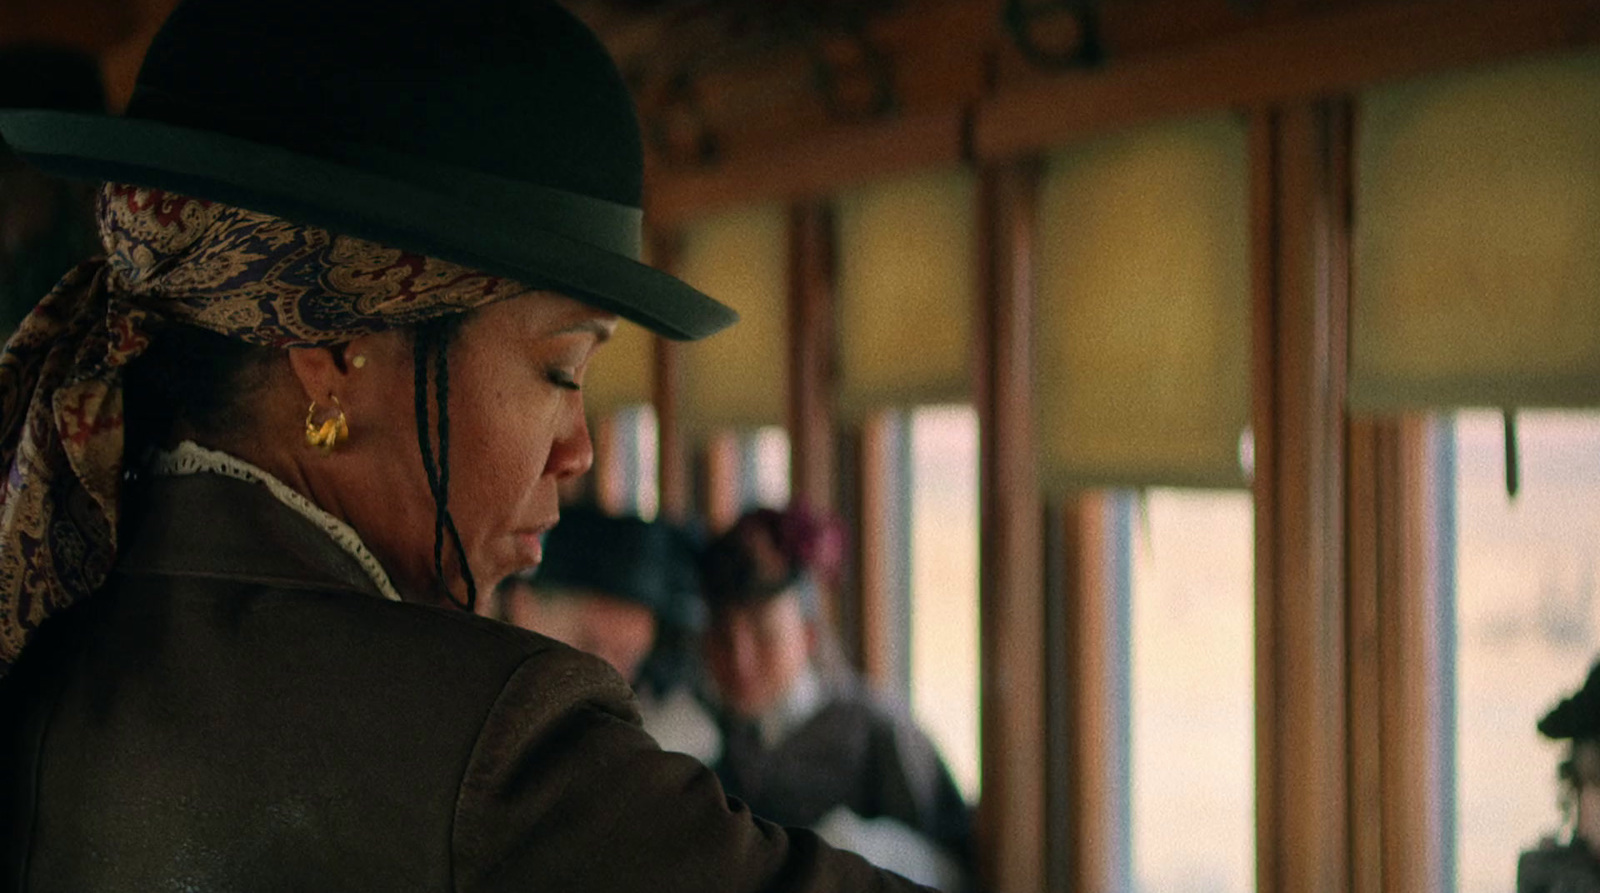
[554,318,617,343]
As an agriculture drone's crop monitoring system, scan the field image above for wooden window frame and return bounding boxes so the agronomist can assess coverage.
[638,6,1600,891]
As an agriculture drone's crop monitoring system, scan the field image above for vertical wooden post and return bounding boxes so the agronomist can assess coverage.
[855,411,896,689]
[648,227,690,523]
[590,414,625,514]
[788,199,836,513]
[701,431,742,534]
[1349,416,1449,893]
[1347,416,1385,893]
[976,161,1046,893]
[654,339,688,522]
[1250,100,1352,893]
[1055,492,1127,893]
[1377,419,1447,893]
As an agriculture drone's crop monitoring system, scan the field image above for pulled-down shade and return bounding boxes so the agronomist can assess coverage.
[834,169,977,418]
[674,204,789,433]
[1035,114,1251,491]
[1353,50,1600,411]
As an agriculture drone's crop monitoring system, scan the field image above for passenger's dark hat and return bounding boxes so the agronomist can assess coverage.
[531,506,702,628]
[0,0,735,340]
[699,506,846,613]
[1539,661,1600,740]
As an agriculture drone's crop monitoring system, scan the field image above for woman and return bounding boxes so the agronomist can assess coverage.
[1520,662,1600,893]
[701,508,973,890]
[0,1,931,890]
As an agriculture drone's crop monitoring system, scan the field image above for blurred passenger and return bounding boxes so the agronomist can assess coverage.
[702,506,973,891]
[489,505,720,763]
[1519,661,1600,893]
[0,46,105,332]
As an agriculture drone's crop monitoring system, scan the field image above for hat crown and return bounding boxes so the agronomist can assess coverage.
[535,507,700,620]
[126,0,642,208]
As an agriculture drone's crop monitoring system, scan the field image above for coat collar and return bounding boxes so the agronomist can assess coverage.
[116,471,390,601]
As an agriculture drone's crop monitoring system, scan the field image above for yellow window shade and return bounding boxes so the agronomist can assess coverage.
[835,169,978,418]
[1353,51,1600,410]
[582,319,654,417]
[676,204,788,432]
[1035,114,1251,491]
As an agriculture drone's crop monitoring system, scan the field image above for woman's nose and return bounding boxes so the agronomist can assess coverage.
[545,403,594,480]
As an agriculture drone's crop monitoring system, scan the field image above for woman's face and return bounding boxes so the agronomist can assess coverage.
[321,292,616,603]
[704,591,814,718]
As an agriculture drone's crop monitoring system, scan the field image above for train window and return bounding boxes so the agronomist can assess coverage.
[700,426,791,532]
[604,404,660,520]
[740,425,791,511]
[908,405,982,799]
[1449,410,1600,893]
[1129,488,1255,893]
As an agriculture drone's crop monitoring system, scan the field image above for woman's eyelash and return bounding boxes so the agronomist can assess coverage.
[547,369,581,391]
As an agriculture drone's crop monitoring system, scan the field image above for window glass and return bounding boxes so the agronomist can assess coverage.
[908,405,982,799]
[740,425,791,511]
[1453,410,1600,893]
[618,404,659,520]
[586,404,658,520]
[1129,489,1255,893]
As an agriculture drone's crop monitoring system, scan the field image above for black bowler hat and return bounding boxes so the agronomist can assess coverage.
[0,0,736,341]
[530,506,702,629]
[1539,661,1600,740]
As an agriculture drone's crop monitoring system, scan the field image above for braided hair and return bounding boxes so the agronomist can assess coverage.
[125,317,481,611]
[412,316,478,612]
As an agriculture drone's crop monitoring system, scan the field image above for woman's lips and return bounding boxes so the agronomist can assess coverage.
[516,521,559,565]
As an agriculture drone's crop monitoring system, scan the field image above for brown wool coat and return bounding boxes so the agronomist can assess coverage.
[0,473,930,893]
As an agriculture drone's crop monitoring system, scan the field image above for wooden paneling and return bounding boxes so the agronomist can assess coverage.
[0,0,177,111]
[97,0,179,110]
[980,0,1600,161]
[640,0,1600,223]
[1250,100,1352,893]
[646,111,965,226]
[0,0,140,55]
[975,161,1045,893]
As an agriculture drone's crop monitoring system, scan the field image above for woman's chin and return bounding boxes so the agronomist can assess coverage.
[514,532,545,568]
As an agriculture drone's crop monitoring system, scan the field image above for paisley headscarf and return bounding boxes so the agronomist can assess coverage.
[0,182,532,673]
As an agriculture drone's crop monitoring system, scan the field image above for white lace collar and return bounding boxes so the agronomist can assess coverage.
[146,441,403,603]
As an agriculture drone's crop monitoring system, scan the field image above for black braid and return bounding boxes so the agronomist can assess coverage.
[412,318,476,612]
[432,325,476,611]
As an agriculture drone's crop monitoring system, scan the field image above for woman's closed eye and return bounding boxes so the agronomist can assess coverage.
[547,368,582,391]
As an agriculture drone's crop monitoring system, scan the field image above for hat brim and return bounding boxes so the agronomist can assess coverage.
[0,110,736,341]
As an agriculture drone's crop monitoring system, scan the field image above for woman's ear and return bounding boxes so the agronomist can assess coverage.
[285,341,370,402]
[286,346,339,403]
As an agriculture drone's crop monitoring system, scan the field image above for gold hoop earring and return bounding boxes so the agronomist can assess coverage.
[305,395,350,454]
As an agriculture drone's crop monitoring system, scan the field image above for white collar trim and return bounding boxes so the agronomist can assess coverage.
[146,441,403,603]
